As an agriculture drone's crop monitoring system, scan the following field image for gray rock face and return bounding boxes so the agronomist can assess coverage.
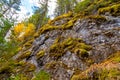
[26,15,120,80]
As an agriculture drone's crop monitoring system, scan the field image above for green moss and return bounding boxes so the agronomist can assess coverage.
[111,52,120,62]
[74,69,81,75]
[98,68,120,80]
[71,74,89,80]
[107,69,120,78]
[17,51,31,61]
[45,61,57,69]
[48,11,73,25]
[49,37,91,59]
[61,18,77,30]
[113,57,120,62]
[36,50,45,59]
[23,38,34,48]
[45,61,69,70]
[39,24,58,34]
[71,51,120,80]
[85,0,111,13]
[23,42,32,47]
[9,74,29,80]
[32,70,51,80]
[75,49,89,58]
[86,15,107,24]
[14,61,36,73]
[98,4,120,16]
[71,75,80,80]
[38,17,76,35]
[78,43,92,50]
[86,59,94,66]
[0,60,23,79]
[0,58,36,79]
[33,32,40,38]
[0,61,14,74]
[25,62,36,72]
[71,68,120,80]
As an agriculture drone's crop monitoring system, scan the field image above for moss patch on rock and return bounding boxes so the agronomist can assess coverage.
[98,68,120,80]
[17,51,31,61]
[45,61,70,70]
[36,50,45,59]
[32,70,51,80]
[86,15,107,24]
[48,11,73,25]
[75,0,119,15]
[23,40,33,47]
[49,37,91,59]
[98,4,120,16]
[0,60,36,79]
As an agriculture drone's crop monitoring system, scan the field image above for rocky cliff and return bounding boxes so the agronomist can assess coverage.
[0,0,120,80]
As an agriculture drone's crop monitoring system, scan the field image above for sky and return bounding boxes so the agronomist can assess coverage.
[17,0,56,22]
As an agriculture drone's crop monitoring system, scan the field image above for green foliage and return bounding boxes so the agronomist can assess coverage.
[0,18,13,42]
[74,0,91,12]
[33,70,51,80]
[54,0,78,16]
[27,0,49,28]
[28,13,41,27]
[27,12,50,28]
[0,18,19,61]
[0,0,21,20]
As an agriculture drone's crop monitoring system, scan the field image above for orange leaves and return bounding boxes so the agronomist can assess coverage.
[13,23,36,41]
[14,23,24,35]
[24,23,36,37]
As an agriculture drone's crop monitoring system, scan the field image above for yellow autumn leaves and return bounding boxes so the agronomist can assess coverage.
[13,23,36,41]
